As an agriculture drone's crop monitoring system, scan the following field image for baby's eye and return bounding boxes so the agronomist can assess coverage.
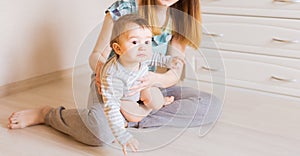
[132,41,137,44]
[145,41,151,44]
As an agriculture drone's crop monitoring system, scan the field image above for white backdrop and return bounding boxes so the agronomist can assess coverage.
[0,0,112,86]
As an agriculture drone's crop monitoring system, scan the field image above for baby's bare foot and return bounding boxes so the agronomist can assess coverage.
[164,96,174,106]
[7,106,53,129]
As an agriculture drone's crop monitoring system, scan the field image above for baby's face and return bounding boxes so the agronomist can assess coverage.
[117,24,153,64]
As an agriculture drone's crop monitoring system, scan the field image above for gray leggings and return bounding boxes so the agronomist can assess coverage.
[45,76,221,146]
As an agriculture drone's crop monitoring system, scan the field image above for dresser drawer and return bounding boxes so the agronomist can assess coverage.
[201,0,300,19]
[185,48,300,97]
[201,14,300,59]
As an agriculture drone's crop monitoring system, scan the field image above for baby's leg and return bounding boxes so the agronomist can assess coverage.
[120,87,174,123]
[120,101,152,122]
[140,87,174,110]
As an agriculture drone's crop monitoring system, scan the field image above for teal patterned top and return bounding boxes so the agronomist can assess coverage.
[105,0,173,71]
[105,0,138,21]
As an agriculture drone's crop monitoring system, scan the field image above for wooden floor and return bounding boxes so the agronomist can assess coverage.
[1,73,300,156]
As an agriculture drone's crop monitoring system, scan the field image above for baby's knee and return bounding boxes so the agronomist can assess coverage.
[142,88,164,110]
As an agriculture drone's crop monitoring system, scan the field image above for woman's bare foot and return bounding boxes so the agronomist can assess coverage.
[164,96,174,106]
[7,106,53,129]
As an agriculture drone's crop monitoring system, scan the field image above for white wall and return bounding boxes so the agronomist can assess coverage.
[0,0,112,86]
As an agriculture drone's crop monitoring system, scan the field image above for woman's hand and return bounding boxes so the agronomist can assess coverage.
[127,72,161,96]
[171,56,185,70]
[122,137,139,155]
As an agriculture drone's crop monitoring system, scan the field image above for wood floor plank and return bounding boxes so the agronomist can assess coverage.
[1,77,300,156]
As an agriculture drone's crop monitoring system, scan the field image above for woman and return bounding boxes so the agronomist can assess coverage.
[8,0,221,154]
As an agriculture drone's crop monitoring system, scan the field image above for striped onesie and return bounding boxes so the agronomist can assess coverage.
[100,52,174,145]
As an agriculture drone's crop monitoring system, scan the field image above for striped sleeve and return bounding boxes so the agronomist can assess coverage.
[101,73,133,145]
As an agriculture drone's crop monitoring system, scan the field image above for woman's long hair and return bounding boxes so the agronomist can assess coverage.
[139,0,202,49]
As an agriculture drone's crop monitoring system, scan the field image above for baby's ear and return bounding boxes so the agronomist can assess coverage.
[112,43,122,55]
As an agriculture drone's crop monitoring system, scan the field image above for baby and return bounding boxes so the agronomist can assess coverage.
[99,14,183,153]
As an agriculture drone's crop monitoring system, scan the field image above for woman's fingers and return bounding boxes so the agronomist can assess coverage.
[128,72,162,96]
[129,82,147,91]
[97,87,102,95]
[126,87,146,97]
[138,75,149,82]
[95,63,102,94]
[127,81,148,96]
[129,77,149,92]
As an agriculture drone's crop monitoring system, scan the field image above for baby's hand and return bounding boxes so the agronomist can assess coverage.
[122,137,139,155]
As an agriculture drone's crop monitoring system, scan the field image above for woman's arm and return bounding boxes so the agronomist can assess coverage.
[153,37,187,88]
[89,13,114,73]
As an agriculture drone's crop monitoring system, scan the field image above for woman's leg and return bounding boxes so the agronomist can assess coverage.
[8,106,53,129]
[8,75,114,146]
[134,86,222,128]
[45,76,115,146]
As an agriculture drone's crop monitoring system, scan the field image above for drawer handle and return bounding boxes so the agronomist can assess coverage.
[203,32,224,37]
[202,66,220,72]
[273,0,300,3]
[270,75,297,83]
[272,37,299,44]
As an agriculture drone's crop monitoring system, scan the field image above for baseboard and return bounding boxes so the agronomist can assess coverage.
[0,68,73,98]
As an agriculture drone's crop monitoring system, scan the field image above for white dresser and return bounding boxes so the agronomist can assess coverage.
[185,0,300,98]
[182,1,300,151]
